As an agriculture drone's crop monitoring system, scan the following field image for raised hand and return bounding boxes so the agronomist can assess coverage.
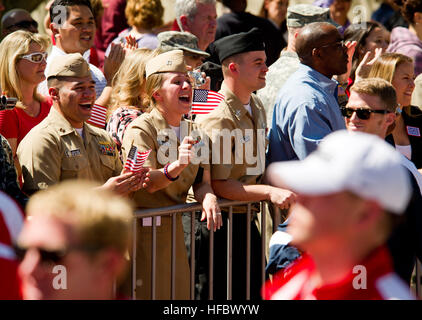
[355,47,383,82]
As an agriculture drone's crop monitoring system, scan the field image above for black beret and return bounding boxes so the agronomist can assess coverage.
[213,27,265,63]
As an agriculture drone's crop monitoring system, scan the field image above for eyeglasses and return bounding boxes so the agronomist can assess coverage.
[13,244,67,264]
[318,40,346,50]
[340,107,390,120]
[7,20,38,31]
[20,52,48,63]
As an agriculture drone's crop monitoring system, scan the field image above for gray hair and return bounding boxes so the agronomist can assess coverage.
[175,0,215,31]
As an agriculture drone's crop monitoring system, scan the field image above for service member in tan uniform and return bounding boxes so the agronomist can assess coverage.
[18,53,148,195]
[195,28,296,299]
[121,50,221,300]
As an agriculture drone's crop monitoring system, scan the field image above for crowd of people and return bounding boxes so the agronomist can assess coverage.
[1,0,422,301]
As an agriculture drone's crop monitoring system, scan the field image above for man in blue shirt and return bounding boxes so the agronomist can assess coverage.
[267,21,349,163]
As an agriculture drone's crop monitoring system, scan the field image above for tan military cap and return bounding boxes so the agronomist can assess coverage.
[145,49,187,78]
[46,53,90,79]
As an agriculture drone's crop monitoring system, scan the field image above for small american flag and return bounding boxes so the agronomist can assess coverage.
[86,104,108,128]
[191,89,224,115]
[124,146,151,172]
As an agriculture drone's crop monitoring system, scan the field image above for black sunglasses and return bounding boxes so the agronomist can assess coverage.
[14,243,103,264]
[340,107,390,120]
[13,244,67,264]
[7,20,38,31]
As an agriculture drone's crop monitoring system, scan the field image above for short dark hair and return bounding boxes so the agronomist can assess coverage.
[50,0,93,26]
[47,76,71,89]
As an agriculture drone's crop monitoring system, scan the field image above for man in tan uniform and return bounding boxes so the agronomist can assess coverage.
[18,53,147,195]
[196,28,295,299]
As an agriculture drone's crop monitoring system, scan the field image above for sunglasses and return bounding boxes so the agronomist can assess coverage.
[7,20,38,31]
[21,52,48,63]
[340,107,390,120]
[14,243,103,264]
[14,244,67,264]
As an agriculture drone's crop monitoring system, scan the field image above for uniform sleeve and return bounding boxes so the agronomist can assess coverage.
[198,115,236,180]
[121,120,158,169]
[0,110,18,139]
[113,143,123,176]
[290,102,334,160]
[17,132,62,195]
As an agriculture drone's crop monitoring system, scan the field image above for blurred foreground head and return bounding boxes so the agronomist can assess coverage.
[17,180,133,300]
[267,130,411,254]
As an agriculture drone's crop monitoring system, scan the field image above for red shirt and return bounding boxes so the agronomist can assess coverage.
[0,192,24,300]
[263,246,414,300]
[94,0,129,69]
[0,96,52,146]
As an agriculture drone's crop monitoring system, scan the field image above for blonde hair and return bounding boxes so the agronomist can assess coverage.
[368,52,414,114]
[368,52,413,83]
[109,49,153,119]
[26,180,134,254]
[125,0,163,30]
[0,30,50,109]
[144,72,165,108]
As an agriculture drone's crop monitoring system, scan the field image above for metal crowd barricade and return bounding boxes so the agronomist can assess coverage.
[131,202,422,300]
[132,199,278,300]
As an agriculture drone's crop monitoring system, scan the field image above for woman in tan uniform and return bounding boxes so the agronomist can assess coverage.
[122,50,222,299]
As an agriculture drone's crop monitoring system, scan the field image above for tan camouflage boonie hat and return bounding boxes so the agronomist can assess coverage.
[287,4,337,28]
[157,31,210,57]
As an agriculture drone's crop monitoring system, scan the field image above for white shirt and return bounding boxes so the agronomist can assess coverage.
[75,127,84,139]
[38,46,106,99]
[170,125,181,141]
[243,103,252,116]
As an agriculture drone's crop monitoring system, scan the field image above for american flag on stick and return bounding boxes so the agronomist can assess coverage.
[124,146,151,172]
[191,89,225,115]
[86,104,108,128]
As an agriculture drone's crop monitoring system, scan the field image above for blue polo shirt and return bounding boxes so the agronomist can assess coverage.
[266,63,346,164]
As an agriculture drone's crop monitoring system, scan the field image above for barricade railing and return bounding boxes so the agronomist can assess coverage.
[132,201,420,300]
[132,199,280,300]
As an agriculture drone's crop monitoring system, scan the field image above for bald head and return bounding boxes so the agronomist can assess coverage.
[295,21,348,78]
[296,22,339,64]
[1,9,38,36]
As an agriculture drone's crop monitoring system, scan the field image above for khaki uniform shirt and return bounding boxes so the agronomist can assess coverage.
[196,81,268,186]
[18,107,122,194]
[122,108,208,209]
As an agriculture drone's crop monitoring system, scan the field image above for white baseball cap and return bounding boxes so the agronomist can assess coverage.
[267,130,411,214]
